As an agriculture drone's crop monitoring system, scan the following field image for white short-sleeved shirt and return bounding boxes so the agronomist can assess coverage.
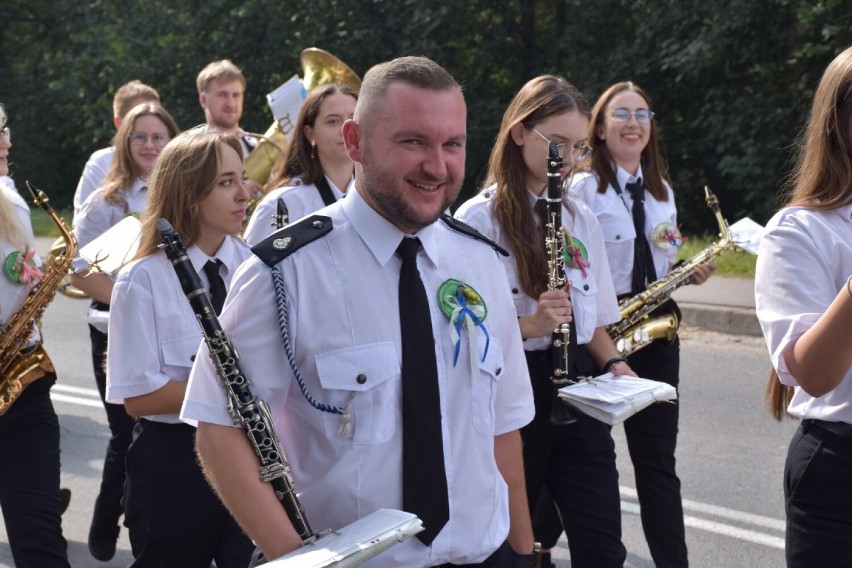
[0,176,17,192]
[73,147,115,219]
[182,187,535,567]
[0,185,43,346]
[72,178,149,273]
[455,185,621,350]
[570,166,678,296]
[107,236,252,424]
[755,203,852,422]
[242,175,353,246]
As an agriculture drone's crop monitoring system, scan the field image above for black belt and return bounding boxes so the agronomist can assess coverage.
[803,419,852,445]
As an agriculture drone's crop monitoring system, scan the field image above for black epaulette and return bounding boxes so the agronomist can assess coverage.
[251,215,333,268]
[440,214,509,257]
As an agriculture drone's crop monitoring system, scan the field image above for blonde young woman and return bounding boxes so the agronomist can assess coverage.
[243,83,356,245]
[0,104,70,567]
[106,130,254,566]
[70,102,178,561]
[756,46,852,568]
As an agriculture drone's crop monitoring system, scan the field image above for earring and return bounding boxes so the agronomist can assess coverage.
[310,142,316,159]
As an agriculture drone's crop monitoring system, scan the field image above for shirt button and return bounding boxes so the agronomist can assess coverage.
[583,284,589,291]
[495,367,502,376]
[356,373,367,384]
[615,234,621,240]
[511,288,519,294]
[190,354,196,362]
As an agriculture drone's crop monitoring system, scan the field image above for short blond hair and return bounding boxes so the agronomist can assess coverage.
[113,80,160,119]
[196,60,246,94]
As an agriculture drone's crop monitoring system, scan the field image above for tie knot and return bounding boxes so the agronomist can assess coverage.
[396,237,421,262]
[203,259,222,278]
[626,178,644,200]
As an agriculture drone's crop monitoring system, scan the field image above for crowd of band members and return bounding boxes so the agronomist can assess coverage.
[2,46,850,568]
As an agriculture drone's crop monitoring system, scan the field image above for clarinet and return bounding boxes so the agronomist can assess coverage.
[273,197,289,230]
[156,219,317,544]
[543,143,577,425]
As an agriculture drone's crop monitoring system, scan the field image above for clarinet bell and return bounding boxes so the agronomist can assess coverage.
[548,393,578,425]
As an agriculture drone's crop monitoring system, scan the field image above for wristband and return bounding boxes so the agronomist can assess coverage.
[603,355,629,373]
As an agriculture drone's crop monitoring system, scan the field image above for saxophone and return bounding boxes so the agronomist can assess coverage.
[0,182,76,415]
[607,186,738,356]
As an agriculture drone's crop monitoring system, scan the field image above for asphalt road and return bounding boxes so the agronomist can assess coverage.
[0,292,796,567]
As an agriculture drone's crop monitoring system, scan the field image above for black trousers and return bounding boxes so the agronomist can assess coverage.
[89,324,135,535]
[435,540,531,567]
[0,374,70,568]
[624,333,687,568]
[522,349,626,568]
[124,419,254,568]
[785,420,852,567]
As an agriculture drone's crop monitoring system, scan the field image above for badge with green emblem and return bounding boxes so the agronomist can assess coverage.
[4,247,42,289]
[437,279,490,369]
[563,235,590,278]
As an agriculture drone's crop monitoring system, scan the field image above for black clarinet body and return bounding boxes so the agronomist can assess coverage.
[543,143,577,425]
[156,218,316,544]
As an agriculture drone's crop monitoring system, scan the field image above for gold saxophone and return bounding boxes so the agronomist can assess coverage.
[607,186,738,356]
[0,182,76,415]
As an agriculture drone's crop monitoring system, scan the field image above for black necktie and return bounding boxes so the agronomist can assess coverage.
[626,179,657,293]
[396,237,449,545]
[202,259,226,315]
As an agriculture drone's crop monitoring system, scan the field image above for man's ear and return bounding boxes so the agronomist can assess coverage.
[199,92,208,110]
[342,119,362,163]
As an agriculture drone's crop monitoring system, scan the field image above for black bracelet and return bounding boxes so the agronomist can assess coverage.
[603,355,629,373]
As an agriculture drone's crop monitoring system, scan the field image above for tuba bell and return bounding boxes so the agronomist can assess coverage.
[242,48,361,187]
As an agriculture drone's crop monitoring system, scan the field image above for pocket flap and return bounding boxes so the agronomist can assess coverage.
[161,334,203,367]
[315,342,399,392]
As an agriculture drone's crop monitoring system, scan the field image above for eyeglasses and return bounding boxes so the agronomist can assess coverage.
[607,108,655,124]
[530,127,592,162]
[129,132,170,148]
[0,127,10,143]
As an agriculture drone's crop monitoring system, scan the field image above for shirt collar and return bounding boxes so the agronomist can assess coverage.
[186,236,242,277]
[614,163,644,189]
[342,185,441,269]
[130,177,149,195]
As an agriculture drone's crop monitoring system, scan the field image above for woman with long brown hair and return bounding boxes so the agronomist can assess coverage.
[456,75,634,567]
[570,82,716,567]
[243,83,356,245]
[105,130,254,566]
[755,46,852,567]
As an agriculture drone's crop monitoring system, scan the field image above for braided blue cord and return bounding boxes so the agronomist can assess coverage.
[270,267,344,415]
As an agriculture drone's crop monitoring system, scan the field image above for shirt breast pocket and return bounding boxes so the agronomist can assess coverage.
[161,334,203,370]
[570,276,599,342]
[472,337,505,436]
[315,342,400,445]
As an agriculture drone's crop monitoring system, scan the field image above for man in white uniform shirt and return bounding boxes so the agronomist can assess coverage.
[182,56,537,567]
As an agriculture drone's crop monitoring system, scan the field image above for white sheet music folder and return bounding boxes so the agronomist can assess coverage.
[558,373,677,426]
[264,509,423,567]
[78,215,141,275]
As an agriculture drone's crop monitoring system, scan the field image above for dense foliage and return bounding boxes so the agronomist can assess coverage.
[2,0,848,233]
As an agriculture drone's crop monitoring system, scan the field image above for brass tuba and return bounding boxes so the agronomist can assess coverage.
[243,47,361,187]
[1,183,76,415]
